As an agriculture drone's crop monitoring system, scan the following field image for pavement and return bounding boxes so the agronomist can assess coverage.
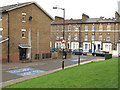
[1,54,105,88]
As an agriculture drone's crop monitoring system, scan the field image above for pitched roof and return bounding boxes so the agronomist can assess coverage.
[82,18,117,23]
[0,2,53,20]
[98,18,116,23]
[68,19,82,24]
[83,18,99,23]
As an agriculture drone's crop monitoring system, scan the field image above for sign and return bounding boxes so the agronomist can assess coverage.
[61,39,65,44]
[61,39,66,49]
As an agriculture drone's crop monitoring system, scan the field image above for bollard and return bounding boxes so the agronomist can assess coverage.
[62,60,64,69]
[78,56,80,65]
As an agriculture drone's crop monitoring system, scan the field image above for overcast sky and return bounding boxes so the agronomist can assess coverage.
[0,0,119,19]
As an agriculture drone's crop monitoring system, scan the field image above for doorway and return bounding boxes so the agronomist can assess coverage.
[98,44,100,51]
[19,47,27,60]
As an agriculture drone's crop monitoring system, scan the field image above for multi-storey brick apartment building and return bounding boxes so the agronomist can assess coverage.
[0,2,53,63]
[51,12,120,56]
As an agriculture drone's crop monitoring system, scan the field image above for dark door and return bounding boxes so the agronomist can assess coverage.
[19,47,27,60]
[98,44,100,51]
[94,45,96,52]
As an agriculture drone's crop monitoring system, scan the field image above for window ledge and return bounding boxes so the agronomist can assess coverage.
[22,37,26,38]
[22,21,26,23]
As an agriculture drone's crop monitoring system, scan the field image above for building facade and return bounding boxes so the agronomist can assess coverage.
[0,2,53,63]
[51,13,120,55]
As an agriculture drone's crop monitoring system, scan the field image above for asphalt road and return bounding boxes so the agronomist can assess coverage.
[2,55,105,82]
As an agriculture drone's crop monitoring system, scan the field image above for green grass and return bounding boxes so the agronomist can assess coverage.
[4,58,118,88]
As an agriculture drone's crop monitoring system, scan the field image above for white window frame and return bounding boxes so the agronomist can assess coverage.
[92,34,95,41]
[84,34,88,41]
[0,14,2,21]
[85,25,88,31]
[99,35,102,41]
[107,23,111,31]
[0,28,3,37]
[68,34,71,41]
[74,33,77,40]
[56,33,59,40]
[57,26,59,31]
[22,13,26,22]
[21,29,26,38]
[99,24,103,30]
[92,24,95,31]
[106,36,110,42]
[68,25,71,31]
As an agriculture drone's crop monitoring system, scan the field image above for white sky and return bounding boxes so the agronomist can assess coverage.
[0,0,119,19]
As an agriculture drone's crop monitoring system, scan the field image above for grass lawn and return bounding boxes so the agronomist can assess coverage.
[4,58,118,88]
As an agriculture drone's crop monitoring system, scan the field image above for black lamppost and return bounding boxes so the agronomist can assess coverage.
[93,24,95,52]
[78,27,81,65]
[53,7,65,69]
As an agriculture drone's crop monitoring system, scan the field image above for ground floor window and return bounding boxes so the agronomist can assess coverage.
[56,43,58,49]
[0,30,2,37]
[85,44,88,50]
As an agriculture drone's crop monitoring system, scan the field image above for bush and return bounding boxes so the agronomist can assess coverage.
[105,54,112,60]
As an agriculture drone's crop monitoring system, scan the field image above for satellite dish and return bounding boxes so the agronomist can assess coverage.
[29,16,32,21]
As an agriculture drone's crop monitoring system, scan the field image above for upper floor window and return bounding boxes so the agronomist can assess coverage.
[68,25,71,31]
[57,26,59,31]
[74,25,78,31]
[68,34,71,41]
[99,35,102,41]
[74,33,77,40]
[106,36,110,41]
[0,30,2,37]
[92,34,95,41]
[85,25,88,31]
[22,13,26,22]
[119,33,120,41]
[21,29,26,38]
[92,24,95,31]
[0,14,2,20]
[56,33,59,40]
[99,24,103,30]
[107,24,111,30]
[84,34,88,41]
[62,26,65,31]
[0,28,3,37]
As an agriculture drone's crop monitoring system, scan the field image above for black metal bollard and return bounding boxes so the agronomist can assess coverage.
[62,60,64,69]
[78,56,80,65]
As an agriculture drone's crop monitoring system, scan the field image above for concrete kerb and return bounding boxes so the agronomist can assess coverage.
[1,59,104,88]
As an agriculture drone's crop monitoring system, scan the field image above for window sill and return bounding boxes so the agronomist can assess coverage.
[22,21,26,23]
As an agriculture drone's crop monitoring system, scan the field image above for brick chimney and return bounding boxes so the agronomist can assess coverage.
[115,11,120,19]
[82,13,89,21]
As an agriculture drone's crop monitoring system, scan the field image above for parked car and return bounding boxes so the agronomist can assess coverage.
[72,50,87,55]
[50,50,54,53]
[119,53,120,57]
[92,51,109,57]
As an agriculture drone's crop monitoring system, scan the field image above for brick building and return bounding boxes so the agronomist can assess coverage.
[51,12,120,56]
[0,2,53,63]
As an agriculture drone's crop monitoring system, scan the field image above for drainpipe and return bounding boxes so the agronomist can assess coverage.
[7,12,10,63]
[4,11,10,63]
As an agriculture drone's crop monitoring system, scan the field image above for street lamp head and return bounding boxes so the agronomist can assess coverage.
[53,7,57,9]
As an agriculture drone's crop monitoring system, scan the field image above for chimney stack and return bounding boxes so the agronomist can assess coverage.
[82,13,89,21]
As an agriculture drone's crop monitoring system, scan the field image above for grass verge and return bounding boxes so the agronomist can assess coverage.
[4,58,118,88]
